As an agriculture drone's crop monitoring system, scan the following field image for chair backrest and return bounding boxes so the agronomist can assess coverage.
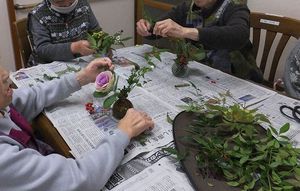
[250,12,300,86]
[13,17,32,68]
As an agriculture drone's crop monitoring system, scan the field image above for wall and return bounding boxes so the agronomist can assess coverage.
[0,0,135,72]
[248,0,300,19]
[89,0,134,47]
[0,0,15,71]
[247,0,300,80]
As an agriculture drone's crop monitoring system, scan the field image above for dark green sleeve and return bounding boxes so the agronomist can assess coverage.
[197,4,250,50]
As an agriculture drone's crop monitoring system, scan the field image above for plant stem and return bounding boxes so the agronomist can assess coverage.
[267,148,273,191]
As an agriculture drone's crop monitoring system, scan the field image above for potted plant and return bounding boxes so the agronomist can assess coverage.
[103,66,152,119]
[171,39,205,77]
[87,30,131,59]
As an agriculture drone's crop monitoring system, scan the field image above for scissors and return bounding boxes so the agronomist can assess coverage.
[279,105,300,123]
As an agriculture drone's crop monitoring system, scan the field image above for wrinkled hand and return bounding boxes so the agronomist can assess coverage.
[118,108,154,139]
[136,19,152,37]
[153,19,185,38]
[71,40,95,56]
[76,57,114,86]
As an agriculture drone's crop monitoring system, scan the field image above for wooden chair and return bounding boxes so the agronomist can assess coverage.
[250,12,300,87]
[13,17,32,68]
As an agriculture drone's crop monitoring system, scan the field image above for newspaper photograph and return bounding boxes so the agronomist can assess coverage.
[103,143,194,191]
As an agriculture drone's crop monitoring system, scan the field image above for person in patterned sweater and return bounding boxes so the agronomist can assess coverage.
[28,0,100,65]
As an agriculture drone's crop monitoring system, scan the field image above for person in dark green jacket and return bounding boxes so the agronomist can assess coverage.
[136,0,263,83]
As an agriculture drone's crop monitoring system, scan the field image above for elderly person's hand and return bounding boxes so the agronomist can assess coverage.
[71,40,95,56]
[153,19,185,38]
[118,108,154,139]
[136,19,152,37]
[76,57,114,86]
[153,19,199,40]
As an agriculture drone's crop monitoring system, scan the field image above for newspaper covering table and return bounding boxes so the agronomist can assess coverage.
[10,44,300,190]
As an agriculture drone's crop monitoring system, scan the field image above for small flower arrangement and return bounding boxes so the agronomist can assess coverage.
[172,39,206,77]
[93,70,115,97]
[103,66,153,119]
[87,30,132,57]
[174,39,205,65]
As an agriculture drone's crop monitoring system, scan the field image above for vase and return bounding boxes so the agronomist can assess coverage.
[172,62,188,77]
[112,97,133,120]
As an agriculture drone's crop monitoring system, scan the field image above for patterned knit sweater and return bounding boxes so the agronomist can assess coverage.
[28,0,100,65]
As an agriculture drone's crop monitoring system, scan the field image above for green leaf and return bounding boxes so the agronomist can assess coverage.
[166,113,173,124]
[162,147,187,161]
[103,93,118,109]
[238,134,247,143]
[251,154,265,162]
[223,170,237,180]
[239,156,249,164]
[266,140,275,148]
[274,141,280,148]
[193,136,209,147]
[87,33,97,47]
[269,161,281,168]
[272,170,281,183]
[207,182,214,187]
[286,178,300,187]
[282,185,294,190]
[279,123,290,134]
[153,53,162,61]
[269,126,279,136]
[247,179,257,189]
[279,135,290,140]
[93,91,109,98]
[227,181,240,187]
[272,187,283,191]
[192,52,206,61]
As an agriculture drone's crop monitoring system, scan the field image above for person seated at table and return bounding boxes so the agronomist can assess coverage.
[136,0,263,83]
[0,57,154,191]
[283,39,300,99]
[27,0,100,66]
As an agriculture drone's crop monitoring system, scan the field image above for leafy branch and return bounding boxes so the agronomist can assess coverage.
[179,94,300,190]
[87,30,131,57]
[103,66,152,109]
[43,65,80,81]
[173,39,206,65]
[144,46,169,67]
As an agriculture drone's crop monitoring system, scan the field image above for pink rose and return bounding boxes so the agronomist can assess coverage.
[95,71,115,93]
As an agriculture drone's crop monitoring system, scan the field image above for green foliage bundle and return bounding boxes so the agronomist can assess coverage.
[103,66,152,109]
[87,30,131,57]
[144,46,169,67]
[174,39,206,65]
[180,93,300,191]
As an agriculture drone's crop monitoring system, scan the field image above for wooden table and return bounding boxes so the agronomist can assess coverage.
[32,113,73,158]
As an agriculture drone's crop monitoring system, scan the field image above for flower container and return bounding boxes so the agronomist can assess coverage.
[172,62,188,77]
[112,97,133,120]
